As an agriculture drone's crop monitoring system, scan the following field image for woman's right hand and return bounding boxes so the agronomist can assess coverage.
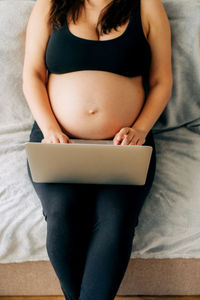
[41,129,72,144]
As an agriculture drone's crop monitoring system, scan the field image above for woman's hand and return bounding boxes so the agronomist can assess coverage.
[113,127,147,146]
[41,129,72,144]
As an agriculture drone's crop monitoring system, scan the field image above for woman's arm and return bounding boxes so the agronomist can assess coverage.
[23,74,62,135]
[132,0,173,134]
[22,0,62,136]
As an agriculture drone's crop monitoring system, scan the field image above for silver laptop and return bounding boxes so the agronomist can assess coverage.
[25,139,153,185]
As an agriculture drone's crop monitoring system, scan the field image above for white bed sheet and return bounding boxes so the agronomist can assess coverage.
[0,0,200,263]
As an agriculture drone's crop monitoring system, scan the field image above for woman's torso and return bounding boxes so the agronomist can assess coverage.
[45,0,151,139]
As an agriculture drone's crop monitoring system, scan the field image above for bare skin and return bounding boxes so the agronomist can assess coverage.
[46,0,150,140]
[23,0,172,145]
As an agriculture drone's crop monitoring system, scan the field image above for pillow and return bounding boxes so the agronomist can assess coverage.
[152,0,200,132]
[0,0,35,129]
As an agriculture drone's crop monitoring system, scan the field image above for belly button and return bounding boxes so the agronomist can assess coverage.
[88,109,98,115]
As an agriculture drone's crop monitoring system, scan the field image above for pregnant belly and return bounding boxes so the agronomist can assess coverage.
[47,70,146,139]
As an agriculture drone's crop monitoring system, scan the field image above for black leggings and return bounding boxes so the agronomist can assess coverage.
[26,120,156,300]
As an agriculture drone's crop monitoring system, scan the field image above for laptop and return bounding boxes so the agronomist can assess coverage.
[25,139,153,185]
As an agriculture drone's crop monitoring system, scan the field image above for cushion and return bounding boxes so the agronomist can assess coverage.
[152,0,200,132]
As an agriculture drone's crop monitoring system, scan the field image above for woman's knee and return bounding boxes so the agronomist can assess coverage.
[93,182,149,239]
[39,184,84,223]
[92,215,136,253]
[46,191,83,221]
[94,204,138,242]
[27,159,84,220]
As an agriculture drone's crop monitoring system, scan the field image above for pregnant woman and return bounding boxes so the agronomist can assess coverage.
[23,0,172,299]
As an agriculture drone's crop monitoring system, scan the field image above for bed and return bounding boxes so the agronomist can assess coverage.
[0,0,200,296]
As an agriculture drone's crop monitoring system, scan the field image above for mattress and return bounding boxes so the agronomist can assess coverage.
[0,0,200,264]
[1,259,200,296]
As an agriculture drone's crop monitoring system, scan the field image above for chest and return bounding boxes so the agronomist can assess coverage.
[45,14,151,77]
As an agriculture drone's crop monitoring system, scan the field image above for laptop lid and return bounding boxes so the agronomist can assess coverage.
[25,139,153,185]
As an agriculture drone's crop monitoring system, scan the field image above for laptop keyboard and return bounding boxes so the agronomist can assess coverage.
[70,139,113,145]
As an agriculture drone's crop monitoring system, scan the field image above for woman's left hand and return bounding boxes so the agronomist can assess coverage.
[113,127,147,146]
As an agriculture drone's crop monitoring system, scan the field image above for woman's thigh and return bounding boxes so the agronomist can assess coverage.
[26,121,95,222]
[91,129,157,228]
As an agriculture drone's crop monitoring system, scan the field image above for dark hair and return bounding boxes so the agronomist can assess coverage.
[48,0,139,39]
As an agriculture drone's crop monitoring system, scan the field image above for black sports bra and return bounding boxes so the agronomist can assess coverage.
[45,0,151,79]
